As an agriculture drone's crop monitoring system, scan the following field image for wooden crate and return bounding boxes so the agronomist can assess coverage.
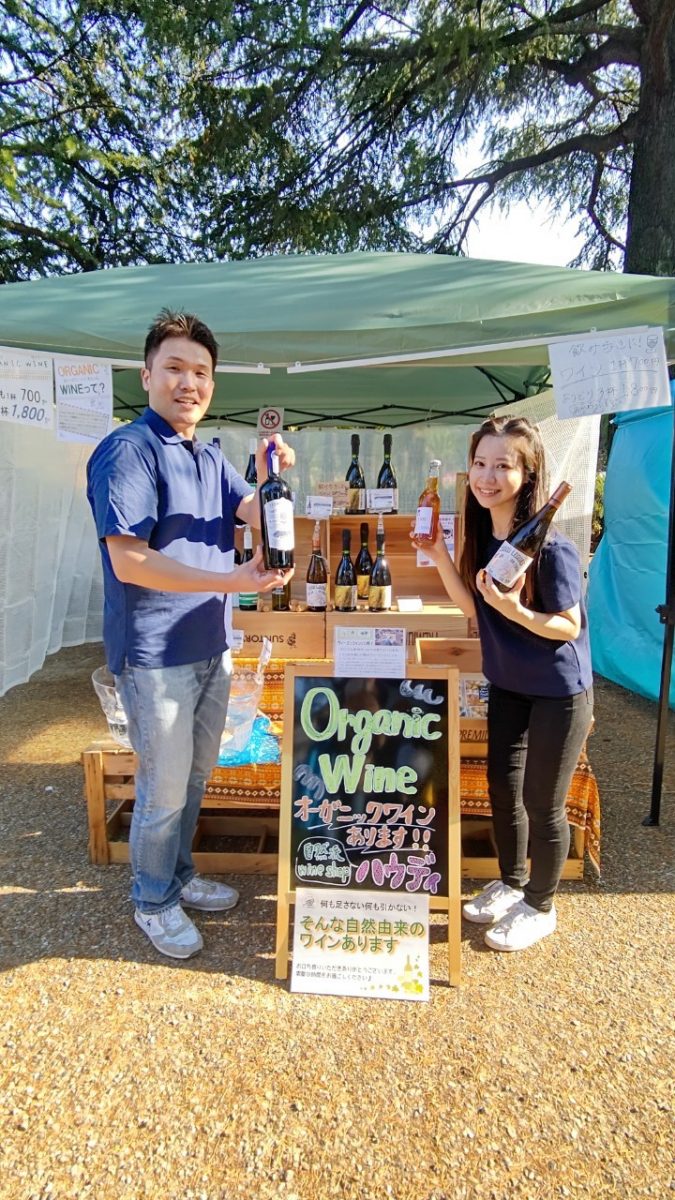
[232,609,326,660]
[416,635,487,758]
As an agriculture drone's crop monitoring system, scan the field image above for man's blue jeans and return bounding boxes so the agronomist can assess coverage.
[116,652,232,914]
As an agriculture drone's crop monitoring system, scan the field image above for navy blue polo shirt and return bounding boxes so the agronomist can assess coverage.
[476,531,593,698]
[87,408,252,675]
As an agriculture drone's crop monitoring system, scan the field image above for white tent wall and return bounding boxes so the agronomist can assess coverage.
[0,424,102,696]
[0,409,597,698]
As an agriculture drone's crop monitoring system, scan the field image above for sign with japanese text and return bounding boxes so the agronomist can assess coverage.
[275,664,462,986]
[54,355,113,443]
[0,347,53,429]
[549,327,670,420]
[291,888,429,1001]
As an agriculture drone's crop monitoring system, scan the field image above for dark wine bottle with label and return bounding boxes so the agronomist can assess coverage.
[485,481,573,592]
[334,529,357,611]
[244,437,257,487]
[345,433,366,514]
[271,580,291,611]
[306,521,328,611]
[368,527,392,611]
[238,526,258,611]
[354,521,373,602]
[377,433,398,513]
[259,445,294,570]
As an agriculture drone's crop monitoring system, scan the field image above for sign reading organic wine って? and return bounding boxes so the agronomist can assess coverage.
[275,664,462,985]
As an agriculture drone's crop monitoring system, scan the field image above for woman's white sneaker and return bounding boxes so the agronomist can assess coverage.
[462,880,524,925]
[134,904,203,959]
[484,900,557,952]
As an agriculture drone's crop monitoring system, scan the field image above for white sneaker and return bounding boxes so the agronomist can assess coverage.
[484,900,557,952]
[134,904,203,959]
[462,880,524,925]
[181,875,239,912]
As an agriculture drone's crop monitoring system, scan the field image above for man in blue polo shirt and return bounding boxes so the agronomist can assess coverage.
[87,309,295,960]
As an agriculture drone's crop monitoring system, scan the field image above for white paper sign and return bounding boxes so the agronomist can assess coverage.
[333,625,406,678]
[366,487,397,512]
[291,888,429,1001]
[416,514,456,568]
[257,406,284,436]
[54,355,113,443]
[0,347,53,429]
[549,327,670,420]
[305,494,333,518]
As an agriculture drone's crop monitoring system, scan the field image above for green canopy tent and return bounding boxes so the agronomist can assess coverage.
[0,252,673,427]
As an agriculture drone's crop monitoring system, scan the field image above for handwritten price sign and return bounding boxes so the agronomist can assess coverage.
[0,347,54,429]
[549,327,670,420]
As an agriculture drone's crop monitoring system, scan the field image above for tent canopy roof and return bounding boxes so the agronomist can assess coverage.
[0,252,673,427]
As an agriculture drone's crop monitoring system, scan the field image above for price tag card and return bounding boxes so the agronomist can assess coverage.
[334,625,406,678]
[366,488,396,512]
[0,347,54,429]
[292,888,429,1001]
[305,495,333,518]
[416,514,456,567]
[397,597,424,613]
[230,630,245,651]
[54,355,113,443]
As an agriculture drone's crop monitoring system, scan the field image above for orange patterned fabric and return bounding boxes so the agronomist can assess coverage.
[205,752,601,872]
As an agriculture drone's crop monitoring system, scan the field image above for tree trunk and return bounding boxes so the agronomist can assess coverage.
[624,5,675,275]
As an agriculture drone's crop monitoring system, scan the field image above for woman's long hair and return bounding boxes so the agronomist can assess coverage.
[459,416,548,597]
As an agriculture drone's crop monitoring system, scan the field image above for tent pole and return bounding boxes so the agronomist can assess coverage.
[645,401,675,826]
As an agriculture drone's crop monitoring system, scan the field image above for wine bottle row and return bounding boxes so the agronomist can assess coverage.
[346,433,398,514]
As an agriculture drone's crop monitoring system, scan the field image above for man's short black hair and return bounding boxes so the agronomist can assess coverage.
[144,309,219,373]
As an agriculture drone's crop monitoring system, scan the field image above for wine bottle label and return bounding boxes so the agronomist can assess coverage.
[368,585,392,610]
[485,543,533,587]
[347,488,366,512]
[306,583,327,607]
[414,506,433,535]
[335,585,357,608]
[357,573,371,601]
[263,498,294,549]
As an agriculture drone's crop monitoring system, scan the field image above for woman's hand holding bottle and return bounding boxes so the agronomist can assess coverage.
[475,567,525,616]
[409,520,451,565]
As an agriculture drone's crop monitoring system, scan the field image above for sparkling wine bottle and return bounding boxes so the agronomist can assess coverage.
[485,481,573,592]
[334,528,357,611]
[238,526,258,611]
[354,521,373,603]
[368,528,392,612]
[259,445,294,570]
[377,433,398,513]
[244,437,257,487]
[345,433,366,514]
[306,521,328,611]
[414,459,441,545]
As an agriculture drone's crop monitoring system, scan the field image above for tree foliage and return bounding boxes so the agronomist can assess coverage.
[1,0,673,280]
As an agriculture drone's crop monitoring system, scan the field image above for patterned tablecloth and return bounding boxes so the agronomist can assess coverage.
[205,749,601,874]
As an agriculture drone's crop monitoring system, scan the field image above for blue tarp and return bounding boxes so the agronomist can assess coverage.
[588,386,675,703]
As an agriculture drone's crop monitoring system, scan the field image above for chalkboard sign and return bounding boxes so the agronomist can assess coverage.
[275,663,462,985]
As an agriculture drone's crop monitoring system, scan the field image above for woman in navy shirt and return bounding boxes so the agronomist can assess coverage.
[414,416,593,952]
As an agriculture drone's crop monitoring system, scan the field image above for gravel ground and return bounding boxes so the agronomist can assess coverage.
[1,644,674,1200]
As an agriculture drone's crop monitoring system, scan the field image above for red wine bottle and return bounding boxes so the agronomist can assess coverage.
[259,445,294,570]
[485,481,572,592]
